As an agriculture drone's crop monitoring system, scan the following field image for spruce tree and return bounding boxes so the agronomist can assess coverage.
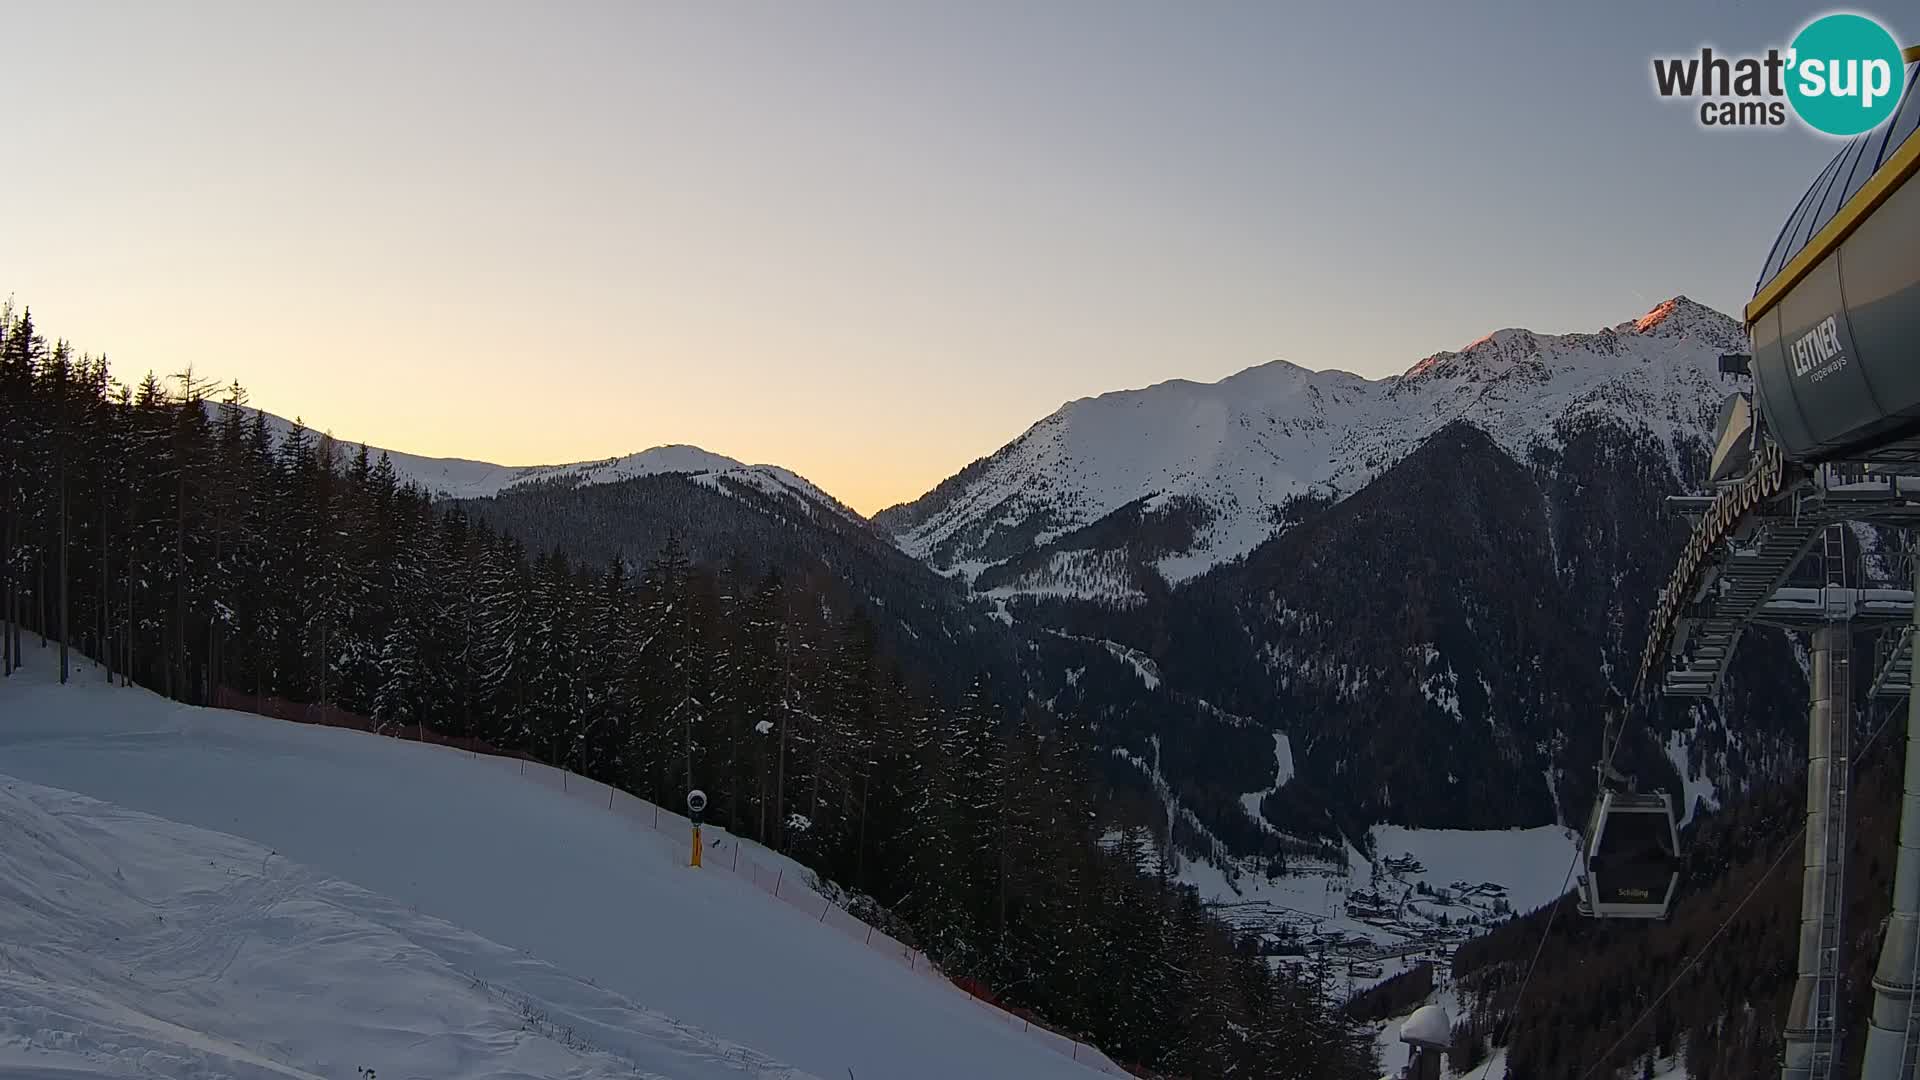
[0,303,1388,1080]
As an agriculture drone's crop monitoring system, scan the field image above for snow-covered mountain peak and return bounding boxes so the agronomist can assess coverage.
[613,443,743,472]
[1616,294,1736,341]
[1400,327,1548,384]
[1463,326,1540,354]
[877,298,1743,598]
[217,406,857,521]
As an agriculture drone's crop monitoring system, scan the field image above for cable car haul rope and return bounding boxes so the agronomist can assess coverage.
[1462,47,1920,1080]
[1567,700,1910,1080]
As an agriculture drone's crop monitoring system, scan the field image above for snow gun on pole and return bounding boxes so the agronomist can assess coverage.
[686,789,707,868]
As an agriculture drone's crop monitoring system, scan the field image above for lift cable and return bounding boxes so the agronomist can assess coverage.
[1569,697,1907,1080]
[1500,709,1636,1054]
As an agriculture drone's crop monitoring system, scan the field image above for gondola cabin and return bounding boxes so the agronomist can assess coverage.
[1576,790,1682,919]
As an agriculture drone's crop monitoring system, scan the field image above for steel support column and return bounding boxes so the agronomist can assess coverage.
[1862,551,1920,1080]
[1784,620,1853,1080]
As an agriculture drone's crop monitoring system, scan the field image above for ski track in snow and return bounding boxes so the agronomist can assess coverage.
[0,665,1109,1080]
[0,774,816,1080]
[1237,732,1294,837]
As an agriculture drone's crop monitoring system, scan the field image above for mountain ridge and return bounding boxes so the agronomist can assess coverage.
[866,295,1820,879]
[214,404,861,522]
[874,296,1744,598]
[219,298,1784,849]
[226,294,1737,558]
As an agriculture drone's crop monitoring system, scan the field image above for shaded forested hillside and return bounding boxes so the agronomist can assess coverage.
[1451,698,1907,1078]
[0,303,1379,1080]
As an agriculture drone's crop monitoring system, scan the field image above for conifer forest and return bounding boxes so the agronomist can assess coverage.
[0,304,1381,1079]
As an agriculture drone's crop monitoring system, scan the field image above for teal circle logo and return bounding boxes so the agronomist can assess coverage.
[1786,13,1906,136]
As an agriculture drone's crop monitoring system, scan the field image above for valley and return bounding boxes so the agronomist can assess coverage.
[220,296,1790,902]
[213,296,1790,966]
[0,293,1842,1078]
[14,8,1915,1075]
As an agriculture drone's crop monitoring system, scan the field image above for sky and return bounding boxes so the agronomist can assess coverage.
[4,2,1879,514]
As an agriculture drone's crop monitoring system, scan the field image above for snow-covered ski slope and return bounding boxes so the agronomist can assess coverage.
[0,775,817,1080]
[0,664,1117,1080]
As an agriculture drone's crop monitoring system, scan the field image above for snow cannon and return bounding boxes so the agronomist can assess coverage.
[1395,1003,1449,1080]
[686,789,707,868]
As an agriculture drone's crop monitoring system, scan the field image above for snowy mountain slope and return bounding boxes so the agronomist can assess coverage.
[1000,367,1809,884]
[0,665,1112,1080]
[877,297,1743,594]
[221,404,857,520]
[0,775,816,1080]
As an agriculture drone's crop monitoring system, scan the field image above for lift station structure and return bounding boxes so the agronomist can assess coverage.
[1637,47,1920,1080]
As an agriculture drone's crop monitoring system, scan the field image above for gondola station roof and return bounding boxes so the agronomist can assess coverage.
[1636,49,1920,699]
[1754,55,1920,311]
[1748,50,1920,464]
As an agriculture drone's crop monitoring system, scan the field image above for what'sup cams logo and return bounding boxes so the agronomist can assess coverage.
[1653,12,1908,135]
